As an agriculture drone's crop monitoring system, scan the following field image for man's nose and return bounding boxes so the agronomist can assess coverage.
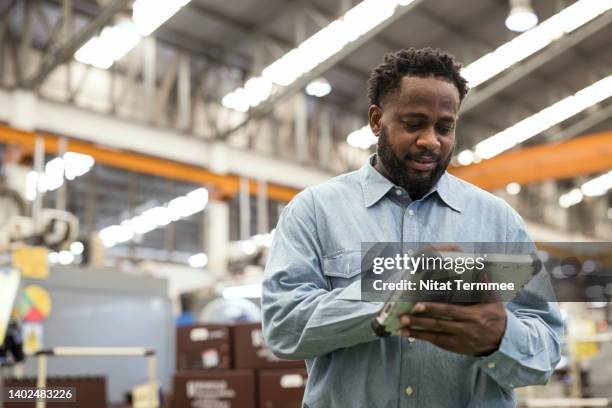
[416,126,440,151]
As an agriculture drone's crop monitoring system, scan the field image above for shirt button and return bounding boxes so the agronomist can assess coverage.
[395,189,402,196]
[487,362,496,369]
[408,337,415,343]
[404,386,414,396]
[408,209,414,216]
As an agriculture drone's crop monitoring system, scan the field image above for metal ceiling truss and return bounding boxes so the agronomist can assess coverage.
[0,0,376,172]
[216,0,424,141]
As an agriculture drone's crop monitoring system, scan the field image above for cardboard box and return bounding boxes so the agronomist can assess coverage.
[176,324,232,370]
[3,376,106,408]
[257,369,307,408]
[232,323,304,369]
[174,370,256,408]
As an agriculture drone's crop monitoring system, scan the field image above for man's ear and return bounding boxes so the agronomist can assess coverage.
[368,105,382,136]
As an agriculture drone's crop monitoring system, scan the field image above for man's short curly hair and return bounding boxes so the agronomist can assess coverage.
[367,47,469,107]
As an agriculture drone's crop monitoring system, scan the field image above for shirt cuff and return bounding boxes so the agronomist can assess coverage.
[476,309,529,388]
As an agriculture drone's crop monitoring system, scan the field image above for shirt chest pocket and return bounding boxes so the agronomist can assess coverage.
[322,250,362,290]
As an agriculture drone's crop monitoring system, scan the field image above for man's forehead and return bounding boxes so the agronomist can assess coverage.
[392,76,460,113]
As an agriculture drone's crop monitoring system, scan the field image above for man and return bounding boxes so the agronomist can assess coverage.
[262,48,562,407]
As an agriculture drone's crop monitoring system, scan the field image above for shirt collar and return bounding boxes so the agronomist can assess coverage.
[359,154,462,213]
[360,155,395,207]
[432,171,462,213]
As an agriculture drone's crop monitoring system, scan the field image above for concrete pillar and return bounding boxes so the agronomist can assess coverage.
[142,36,156,123]
[204,200,229,274]
[294,93,308,163]
[318,108,331,168]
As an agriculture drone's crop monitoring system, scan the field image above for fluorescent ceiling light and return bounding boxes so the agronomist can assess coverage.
[99,187,209,248]
[306,78,332,97]
[558,171,612,208]
[473,75,612,160]
[463,0,612,87]
[222,0,416,112]
[347,0,611,148]
[132,0,191,36]
[581,171,612,197]
[45,157,65,191]
[75,0,190,69]
[559,188,583,208]
[25,152,95,201]
[75,21,141,69]
[222,283,262,299]
[65,152,95,180]
[347,126,377,150]
[505,0,538,32]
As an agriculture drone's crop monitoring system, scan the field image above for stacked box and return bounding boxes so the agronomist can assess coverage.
[176,324,232,370]
[257,369,307,408]
[174,370,256,408]
[174,323,307,407]
[232,323,304,369]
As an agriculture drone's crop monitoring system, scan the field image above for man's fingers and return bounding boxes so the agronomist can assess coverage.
[403,315,464,334]
[413,302,474,322]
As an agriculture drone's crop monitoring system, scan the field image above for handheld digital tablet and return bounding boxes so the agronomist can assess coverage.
[371,252,538,337]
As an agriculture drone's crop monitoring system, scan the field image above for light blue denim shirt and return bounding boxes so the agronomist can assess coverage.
[262,155,563,408]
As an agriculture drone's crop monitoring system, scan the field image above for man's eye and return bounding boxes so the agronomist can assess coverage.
[436,125,453,135]
[404,123,422,131]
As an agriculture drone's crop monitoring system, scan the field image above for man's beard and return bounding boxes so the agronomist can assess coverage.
[377,129,453,200]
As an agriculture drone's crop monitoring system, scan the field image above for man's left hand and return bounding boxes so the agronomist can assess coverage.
[399,302,507,356]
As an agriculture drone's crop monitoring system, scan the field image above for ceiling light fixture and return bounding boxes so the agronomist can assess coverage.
[305,78,332,98]
[75,0,191,69]
[99,187,208,247]
[350,0,611,150]
[505,0,538,32]
[25,152,95,201]
[558,171,612,208]
[222,0,416,112]
[473,75,612,160]
[463,0,611,87]
[132,0,192,36]
[75,21,141,69]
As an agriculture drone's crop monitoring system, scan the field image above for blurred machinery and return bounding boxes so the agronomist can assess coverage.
[0,146,79,251]
[0,209,79,251]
